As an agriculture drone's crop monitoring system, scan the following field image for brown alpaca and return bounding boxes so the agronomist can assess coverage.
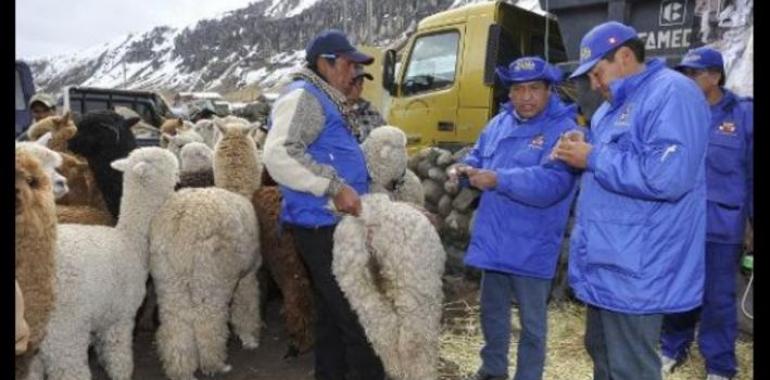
[27,112,77,152]
[15,150,58,374]
[252,186,315,354]
[159,117,188,148]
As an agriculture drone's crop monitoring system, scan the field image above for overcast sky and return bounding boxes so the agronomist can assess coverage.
[16,0,258,60]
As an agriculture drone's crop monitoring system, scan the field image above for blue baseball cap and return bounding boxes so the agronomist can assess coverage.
[306,29,374,65]
[676,46,724,70]
[569,21,639,79]
[496,56,563,85]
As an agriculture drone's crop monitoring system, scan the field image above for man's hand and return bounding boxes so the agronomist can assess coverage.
[447,163,472,182]
[553,138,593,169]
[467,168,497,190]
[333,184,362,216]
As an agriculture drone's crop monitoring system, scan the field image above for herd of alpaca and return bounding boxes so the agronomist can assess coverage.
[15,109,445,380]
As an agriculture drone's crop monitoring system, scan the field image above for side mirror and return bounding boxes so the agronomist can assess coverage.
[383,49,397,96]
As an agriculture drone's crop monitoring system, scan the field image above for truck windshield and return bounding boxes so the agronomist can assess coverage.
[402,31,460,96]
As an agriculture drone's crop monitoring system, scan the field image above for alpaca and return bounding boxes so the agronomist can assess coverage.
[26,112,77,152]
[159,117,191,148]
[30,147,179,380]
[149,118,263,380]
[163,129,204,162]
[15,149,58,377]
[66,110,139,220]
[252,186,315,354]
[333,193,446,380]
[192,119,217,149]
[16,137,69,200]
[176,142,215,190]
[361,126,425,206]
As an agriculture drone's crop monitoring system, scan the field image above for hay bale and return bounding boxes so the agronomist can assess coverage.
[422,178,444,205]
[429,167,449,182]
[452,188,481,213]
[438,195,454,218]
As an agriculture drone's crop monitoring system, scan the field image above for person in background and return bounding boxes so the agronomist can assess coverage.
[660,46,753,380]
[553,21,710,380]
[346,66,386,142]
[450,56,580,380]
[29,92,57,122]
[262,29,385,380]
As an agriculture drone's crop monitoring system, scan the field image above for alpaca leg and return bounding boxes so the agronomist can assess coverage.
[193,283,233,375]
[39,324,92,380]
[272,265,314,353]
[19,353,43,380]
[96,320,135,380]
[230,268,262,349]
[136,278,159,331]
[155,284,199,380]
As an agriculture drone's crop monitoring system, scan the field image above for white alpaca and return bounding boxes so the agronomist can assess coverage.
[180,142,213,174]
[30,147,179,380]
[361,126,424,206]
[192,119,217,149]
[150,117,262,380]
[163,129,204,161]
[333,193,445,380]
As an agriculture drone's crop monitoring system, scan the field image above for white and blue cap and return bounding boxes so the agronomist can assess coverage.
[306,29,374,65]
[675,46,724,71]
[496,56,563,85]
[569,21,639,79]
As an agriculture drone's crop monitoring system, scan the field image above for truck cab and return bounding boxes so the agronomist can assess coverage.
[380,2,566,153]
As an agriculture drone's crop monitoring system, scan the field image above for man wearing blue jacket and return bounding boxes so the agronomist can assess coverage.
[660,47,753,380]
[451,56,579,380]
[263,30,384,380]
[553,22,710,380]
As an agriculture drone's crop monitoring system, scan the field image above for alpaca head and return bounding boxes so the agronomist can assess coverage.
[68,110,139,158]
[27,111,77,145]
[16,150,54,217]
[213,117,259,153]
[163,129,204,160]
[160,117,187,136]
[192,119,217,148]
[361,126,408,185]
[16,140,68,200]
[180,142,213,173]
[110,147,179,194]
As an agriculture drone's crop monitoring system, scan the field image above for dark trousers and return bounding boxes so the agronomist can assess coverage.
[290,225,385,380]
[479,270,551,380]
[661,242,741,378]
[585,305,663,380]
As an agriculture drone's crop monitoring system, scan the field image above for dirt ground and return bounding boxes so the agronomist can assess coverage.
[91,298,315,380]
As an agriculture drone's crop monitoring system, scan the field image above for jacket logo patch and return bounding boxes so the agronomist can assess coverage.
[718,121,737,135]
[529,134,545,150]
[615,104,633,127]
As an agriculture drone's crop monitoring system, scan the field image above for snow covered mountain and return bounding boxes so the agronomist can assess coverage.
[25,0,752,98]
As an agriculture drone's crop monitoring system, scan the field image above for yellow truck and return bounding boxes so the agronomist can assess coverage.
[363,1,566,153]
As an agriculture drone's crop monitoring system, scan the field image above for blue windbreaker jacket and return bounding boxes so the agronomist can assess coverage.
[463,94,580,279]
[568,59,710,314]
[705,89,753,244]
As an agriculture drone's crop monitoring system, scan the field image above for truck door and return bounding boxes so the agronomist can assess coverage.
[388,28,463,152]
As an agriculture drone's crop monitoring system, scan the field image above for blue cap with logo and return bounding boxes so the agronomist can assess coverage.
[496,56,563,85]
[569,21,639,79]
[306,29,374,65]
[675,46,724,70]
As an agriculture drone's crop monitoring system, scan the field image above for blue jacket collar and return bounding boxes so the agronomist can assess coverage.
[607,58,666,109]
[499,94,576,137]
[712,87,739,111]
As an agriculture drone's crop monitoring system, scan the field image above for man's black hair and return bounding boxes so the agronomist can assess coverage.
[307,55,337,77]
[602,38,646,64]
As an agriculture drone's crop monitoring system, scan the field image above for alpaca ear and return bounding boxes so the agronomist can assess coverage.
[35,131,54,147]
[176,118,184,128]
[61,110,72,124]
[247,124,259,139]
[111,158,129,172]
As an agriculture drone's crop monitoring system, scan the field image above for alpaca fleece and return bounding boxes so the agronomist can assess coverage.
[361,126,425,206]
[333,194,446,380]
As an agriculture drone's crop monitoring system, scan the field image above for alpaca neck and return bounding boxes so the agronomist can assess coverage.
[116,181,172,244]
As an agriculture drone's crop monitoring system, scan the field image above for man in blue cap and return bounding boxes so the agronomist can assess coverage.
[660,46,753,380]
[552,21,710,380]
[449,56,580,380]
[263,29,385,380]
